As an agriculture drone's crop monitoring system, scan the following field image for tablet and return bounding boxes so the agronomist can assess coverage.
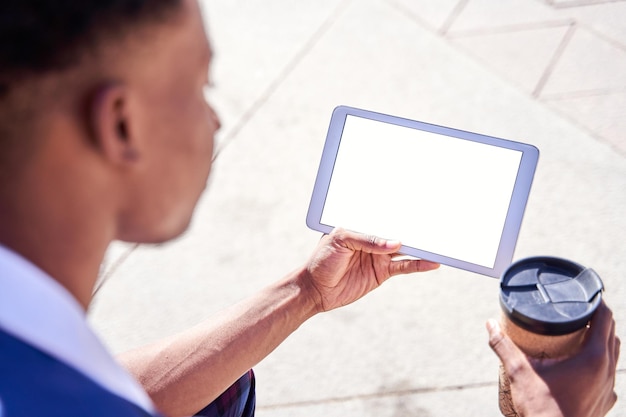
[306,106,539,278]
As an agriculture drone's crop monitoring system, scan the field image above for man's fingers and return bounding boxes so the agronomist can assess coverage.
[328,228,440,276]
[363,233,402,252]
[389,259,440,275]
[331,228,402,255]
[583,302,615,358]
[590,302,613,344]
[486,319,531,381]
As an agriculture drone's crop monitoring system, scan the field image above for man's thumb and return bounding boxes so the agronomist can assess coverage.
[486,319,529,378]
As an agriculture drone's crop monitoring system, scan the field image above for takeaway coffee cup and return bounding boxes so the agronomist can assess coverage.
[497,256,604,416]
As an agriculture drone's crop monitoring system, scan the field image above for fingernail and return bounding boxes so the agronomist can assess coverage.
[384,240,401,249]
[486,319,500,334]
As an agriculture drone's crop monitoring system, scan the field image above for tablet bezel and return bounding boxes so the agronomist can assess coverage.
[306,105,539,278]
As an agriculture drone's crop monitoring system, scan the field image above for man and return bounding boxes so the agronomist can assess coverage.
[0,1,619,417]
[0,1,439,415]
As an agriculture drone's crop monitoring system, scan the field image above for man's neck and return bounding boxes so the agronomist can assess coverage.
[0,169,115,311]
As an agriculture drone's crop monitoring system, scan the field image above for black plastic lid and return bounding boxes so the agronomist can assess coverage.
[500,256,603,335]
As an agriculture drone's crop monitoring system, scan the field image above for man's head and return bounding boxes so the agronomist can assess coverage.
[0,0,219,244]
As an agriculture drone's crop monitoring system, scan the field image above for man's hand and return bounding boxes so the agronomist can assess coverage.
[487,302,621,417]
[302,228,440,313]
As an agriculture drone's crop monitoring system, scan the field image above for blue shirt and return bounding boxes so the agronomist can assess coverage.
[0,245,158,416]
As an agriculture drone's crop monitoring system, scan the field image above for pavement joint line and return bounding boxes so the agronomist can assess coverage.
[92,243,141,300]
[212,0,353,162]
[259,368,626,410]
[542,100,626,158]
[257,380,496,410]
[385,0,438,33]
[438,0,470,36]
[546,0,626,9]
[532,21,577,98]
[444,19,575,39]
[540,86,626,100]
[578,21,626,53]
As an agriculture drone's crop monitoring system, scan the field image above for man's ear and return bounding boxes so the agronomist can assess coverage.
[88,83,139,164]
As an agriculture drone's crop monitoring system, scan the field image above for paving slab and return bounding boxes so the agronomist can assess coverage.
[555,1,626,43]
[444,0,557,34]
[90,0,626,415]
[257,384,503,417]
[450,23,572,95]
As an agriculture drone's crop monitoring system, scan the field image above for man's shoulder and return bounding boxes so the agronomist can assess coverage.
[0,328,158,417]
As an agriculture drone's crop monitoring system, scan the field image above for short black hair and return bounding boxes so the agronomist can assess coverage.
[0,0,183,183]
[0,0,182,96]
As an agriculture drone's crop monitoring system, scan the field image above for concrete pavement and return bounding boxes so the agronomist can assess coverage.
[90,0,626,415]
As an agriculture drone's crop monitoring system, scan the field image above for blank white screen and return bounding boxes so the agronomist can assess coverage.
[320,115,523,268]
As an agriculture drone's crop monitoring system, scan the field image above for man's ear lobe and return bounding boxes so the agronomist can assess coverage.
[89,83,139,164]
